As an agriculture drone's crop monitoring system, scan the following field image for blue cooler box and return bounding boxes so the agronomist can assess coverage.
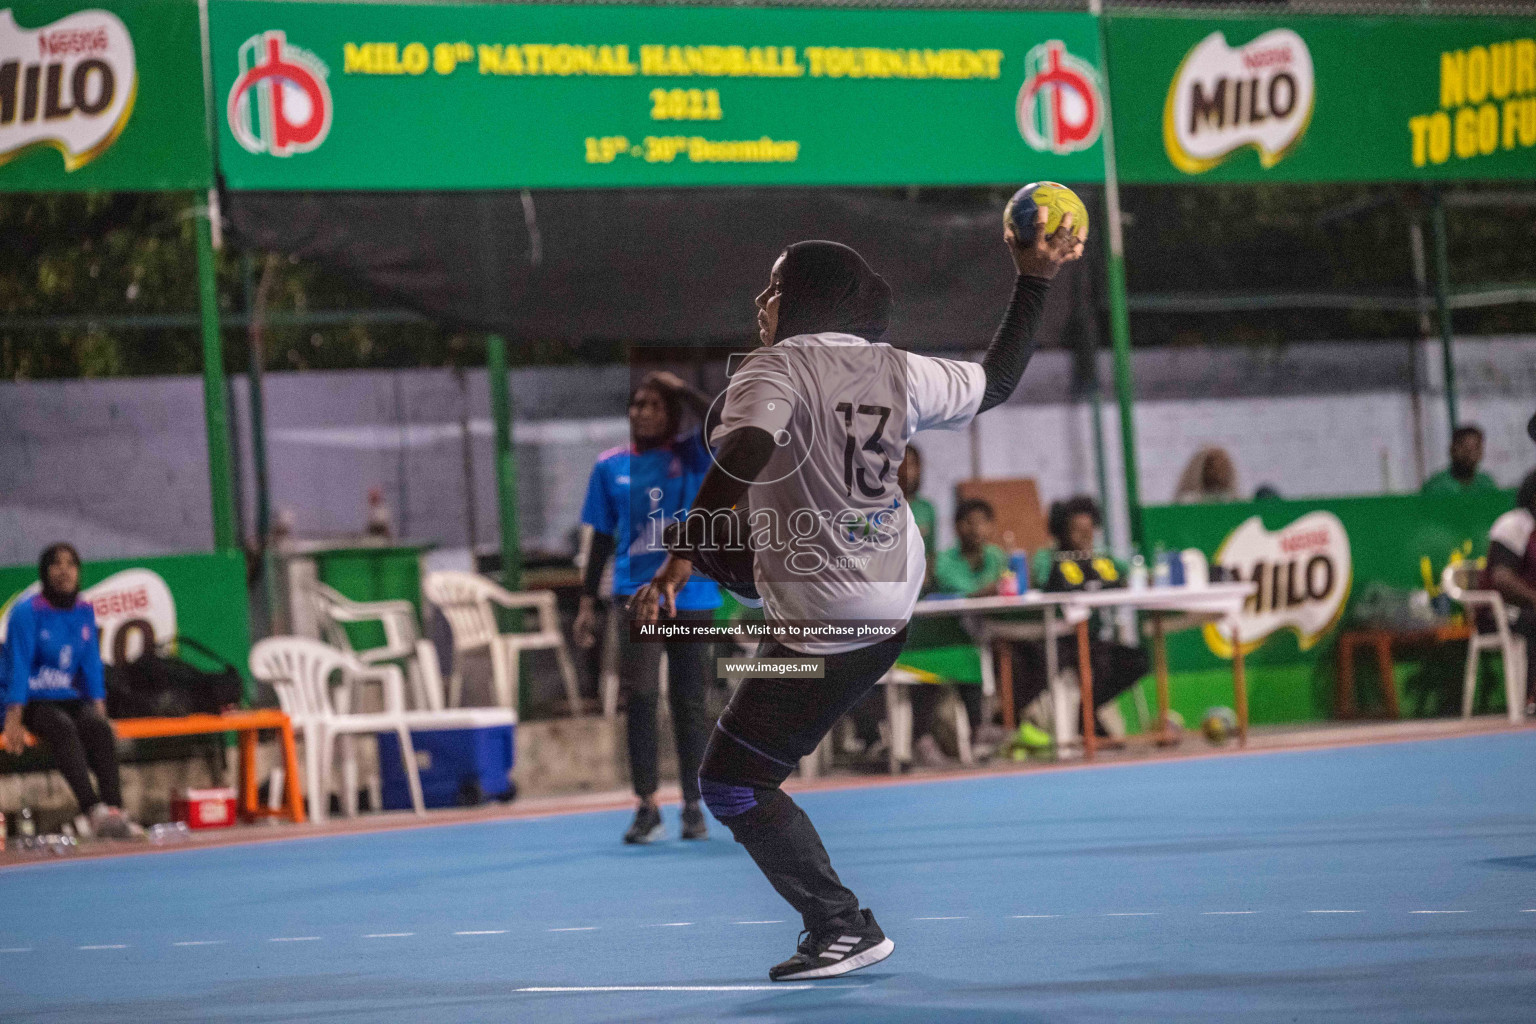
[377,709,516,809]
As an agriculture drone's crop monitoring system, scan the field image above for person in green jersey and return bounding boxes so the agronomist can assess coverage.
[1422,424,1499,495]
[933,498,1009,597]
[898,445,936,590]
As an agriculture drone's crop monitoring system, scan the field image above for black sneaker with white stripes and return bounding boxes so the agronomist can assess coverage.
[768,909,894,981]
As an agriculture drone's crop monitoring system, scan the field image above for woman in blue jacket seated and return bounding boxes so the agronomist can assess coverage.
[2,544,135,839]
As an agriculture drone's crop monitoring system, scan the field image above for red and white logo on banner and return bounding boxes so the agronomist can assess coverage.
[1017,40,1103,156]
[227,30,331,157]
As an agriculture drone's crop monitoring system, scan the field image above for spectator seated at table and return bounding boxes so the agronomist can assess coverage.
[1014,496,1149,741]
[2,543,139,840]
[900,444,937,591]
[1422,424,1499,495]
[933,498,1010,598]
[914,498,1015,759]
[1481,469,1536,716]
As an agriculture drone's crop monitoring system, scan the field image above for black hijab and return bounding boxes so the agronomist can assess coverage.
[38,542,82,610]
[773,240,892,343]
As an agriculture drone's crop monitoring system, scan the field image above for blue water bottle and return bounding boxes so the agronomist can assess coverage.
[1009,551,1030,594]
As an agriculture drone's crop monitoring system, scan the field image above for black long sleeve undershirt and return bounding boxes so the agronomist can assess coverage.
[978,274,1052,414]
[582,530,616,599]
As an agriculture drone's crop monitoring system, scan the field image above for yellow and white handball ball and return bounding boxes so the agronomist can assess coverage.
[1004,181,1090,246]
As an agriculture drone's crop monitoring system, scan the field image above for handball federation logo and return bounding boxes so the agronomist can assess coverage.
[228,31,331,157]
[1017,40,1103,156]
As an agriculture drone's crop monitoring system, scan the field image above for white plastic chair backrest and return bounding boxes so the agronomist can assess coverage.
[249,636,353,723]
[423,571,501,654]
[305,583,357,654]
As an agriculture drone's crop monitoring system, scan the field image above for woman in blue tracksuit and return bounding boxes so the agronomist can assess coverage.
[572,371,722,845]
[2,544,133,838]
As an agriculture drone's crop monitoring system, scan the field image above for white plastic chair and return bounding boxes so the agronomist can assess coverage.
[249,637,427,822]
[422,571,581,715]
[878,667,973,775]
[1441,563,1526,723]
[306,582,433,710]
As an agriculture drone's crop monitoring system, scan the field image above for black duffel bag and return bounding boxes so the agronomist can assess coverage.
[105,636,244,719]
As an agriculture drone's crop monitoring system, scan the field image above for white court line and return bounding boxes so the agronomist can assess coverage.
[913,916,968,921]
[365,933,415,938]
[548,927,598,932]
[0,947,33,953]
[513,985,864,993]
[269,936,321,942]
[1307,910,1360,914]
[734,920,784,925]
[172,940,227,947]
[644,922,694,928]
[455,930,508,936]
[1203,911,1258,916]
[78,944,128,950]
[1411,910,1468,914]
[1012,915,1061,919]
[1103,913,1157,917]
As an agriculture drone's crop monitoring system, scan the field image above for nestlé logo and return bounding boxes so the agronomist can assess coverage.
[1163,29,1314,174]
[0,7,135,171]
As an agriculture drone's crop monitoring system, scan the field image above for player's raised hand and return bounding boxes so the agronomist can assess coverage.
[1006,206,1085,281]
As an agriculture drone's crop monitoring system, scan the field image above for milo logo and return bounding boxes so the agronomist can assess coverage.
[1164,29,1315,174]
[1204,511,1351,658]
[0,7,136,171]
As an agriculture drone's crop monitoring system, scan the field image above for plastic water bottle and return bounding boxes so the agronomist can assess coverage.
[17,806,35,838]
[1129,553,1149,591]
[148,821,192,845]
[1152,544,1171,588]
[1009,551,1031,594]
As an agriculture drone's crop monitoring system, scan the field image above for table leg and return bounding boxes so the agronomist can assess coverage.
[1152,615,1172,745]
[239,730,258,820]
[996,639,1016,732]
[1077,619,1095,761]
[1336,635,1357,719]
[1232,625,1248,747]
[1374,637,1401,719]
[278,721,307,824]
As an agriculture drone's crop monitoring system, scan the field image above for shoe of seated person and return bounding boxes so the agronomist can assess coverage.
[623,803,665,845]
[1015,721,1053,751]
[769,909,894,981]
[89,804,133,840]
[912,734,952,768]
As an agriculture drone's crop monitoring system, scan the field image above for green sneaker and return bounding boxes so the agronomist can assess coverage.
[1015,722,1053,751]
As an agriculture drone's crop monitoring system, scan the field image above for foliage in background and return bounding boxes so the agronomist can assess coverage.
[1,186,1532,380]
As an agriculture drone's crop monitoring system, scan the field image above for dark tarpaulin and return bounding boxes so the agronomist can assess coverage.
[224,187,1098,356]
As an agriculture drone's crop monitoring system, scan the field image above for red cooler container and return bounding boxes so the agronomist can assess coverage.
[171,787,238,829]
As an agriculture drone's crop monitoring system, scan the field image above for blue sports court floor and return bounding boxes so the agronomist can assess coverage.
[2,730,1535,1023]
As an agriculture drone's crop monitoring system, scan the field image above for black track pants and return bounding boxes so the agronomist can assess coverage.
[22,699,122,812]
[698,631,906,931]
[618,606,713,802]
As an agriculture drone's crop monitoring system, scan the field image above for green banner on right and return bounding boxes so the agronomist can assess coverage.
[1107,14,1536,183]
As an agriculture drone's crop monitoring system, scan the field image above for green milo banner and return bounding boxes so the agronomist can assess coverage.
[1141,492,1513,727]
[0,552,251,684]
[209,1,1105,189]
[0,0,211,191]
[1107,14,1536,183]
